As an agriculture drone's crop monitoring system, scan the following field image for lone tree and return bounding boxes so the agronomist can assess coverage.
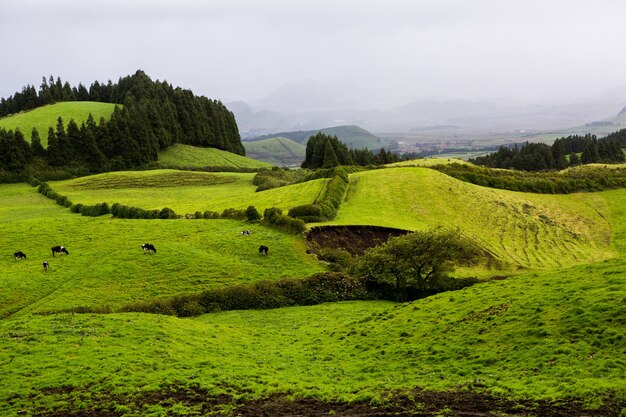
[354,228,482,301]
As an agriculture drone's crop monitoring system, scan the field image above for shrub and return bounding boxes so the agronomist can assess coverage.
[288,204,322,219]
[246,205,261,222]
[262,207,306,234]
[353,227,483,301]
[203,210,220,219]
[120,272,369,317]
[159,207,177,219]
[252,168,310,191]
[221,208,247,220]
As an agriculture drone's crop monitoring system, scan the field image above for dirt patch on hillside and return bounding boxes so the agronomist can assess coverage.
[32,386,622,417]
[306,225,411,256]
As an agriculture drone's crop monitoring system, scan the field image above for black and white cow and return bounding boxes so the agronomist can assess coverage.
[51,246,69,256]
[43,261,49,271]
[259,245,269,255]
[241,230,251,236]
[13,251,26,260]
[142,243,157,254]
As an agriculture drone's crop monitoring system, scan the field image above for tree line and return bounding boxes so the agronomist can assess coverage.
[469,130,626,171]
[0,70,244,181]
[301,132,400,169]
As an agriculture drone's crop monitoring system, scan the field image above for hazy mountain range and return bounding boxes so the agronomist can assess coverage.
[229,80,626,138]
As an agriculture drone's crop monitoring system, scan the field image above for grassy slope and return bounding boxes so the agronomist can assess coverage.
[243,137,306,166]
[0,183,322,316]
[0,260,623,414]
[0,102,117,146]
[326,167,613,272]
[0,170,624,415]
[157,143,272,169]
[50,169,328,215]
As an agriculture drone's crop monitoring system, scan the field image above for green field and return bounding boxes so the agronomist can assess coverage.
[157,143,272,169]
[0,183,322,317]
[243,137,306,166]
[0,102,117,146]
[49,169,328,215]
[327,167,613,272]
[0,164,624,415]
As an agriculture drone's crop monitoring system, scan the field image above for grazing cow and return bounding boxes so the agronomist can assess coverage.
[13,251,26,260]
[142,243,157,254]
[259,245,269,255]
[51,246,69,256]
[241,230,251,236]
[43,261,49,271]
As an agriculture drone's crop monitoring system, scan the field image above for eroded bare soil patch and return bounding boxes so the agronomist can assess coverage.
[306,225,411,256]
[29,386,622,417]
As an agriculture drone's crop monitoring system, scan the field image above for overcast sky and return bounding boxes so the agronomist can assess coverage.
[2,0,626,108]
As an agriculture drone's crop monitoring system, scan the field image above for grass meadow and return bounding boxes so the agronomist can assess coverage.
[326,167,614,272]
[0,165,624,415]
[0,183,322,317]
[49,169,329,215]
[0,102,117,146]
[156,143,272,169]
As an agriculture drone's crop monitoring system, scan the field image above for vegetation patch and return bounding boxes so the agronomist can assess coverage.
[0,102,116,146]
[327,167,614,272]
[156,143,272,170]
[49,169,328,214]
[432,162,626,193]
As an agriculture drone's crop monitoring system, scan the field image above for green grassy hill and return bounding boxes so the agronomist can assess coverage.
[0,183,322,317]
[156,143,272,169]
[243,137,306,166]
[49,169,327,215]
[0,102,117,146]
[0,167,624,415]
[327,167,613,272]
[249,125,383,149]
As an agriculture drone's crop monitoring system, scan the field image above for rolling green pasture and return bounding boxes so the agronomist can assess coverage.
[327,167,613,271]
[0,183,322,317]
[0,102,117,146]
[0,257,623,415]
[156,143,272,169]
[50,169,328,215]
[0,168,624,415]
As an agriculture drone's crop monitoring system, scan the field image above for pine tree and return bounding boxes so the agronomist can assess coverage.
[30,127,46,158]
[322,140,339,168]
[551,139,568,170]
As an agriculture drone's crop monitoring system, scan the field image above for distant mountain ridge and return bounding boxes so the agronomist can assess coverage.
[615,106,626,123]
[246,125,383,150]
[230,79,626,137]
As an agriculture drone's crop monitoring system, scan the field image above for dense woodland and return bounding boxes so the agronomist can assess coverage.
[0,71,243,181]
[301,132,399,169]
[470,131,626,170]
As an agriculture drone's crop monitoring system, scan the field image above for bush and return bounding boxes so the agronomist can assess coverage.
[246,205,261,222]
[353,227,483,301]
[262,207,306,234]
[203,210,220,219]
[252,168,310,191]
[159,207,177,219]
[288,204,322,219]
[221,208,247,220]
[121,272,369,317]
